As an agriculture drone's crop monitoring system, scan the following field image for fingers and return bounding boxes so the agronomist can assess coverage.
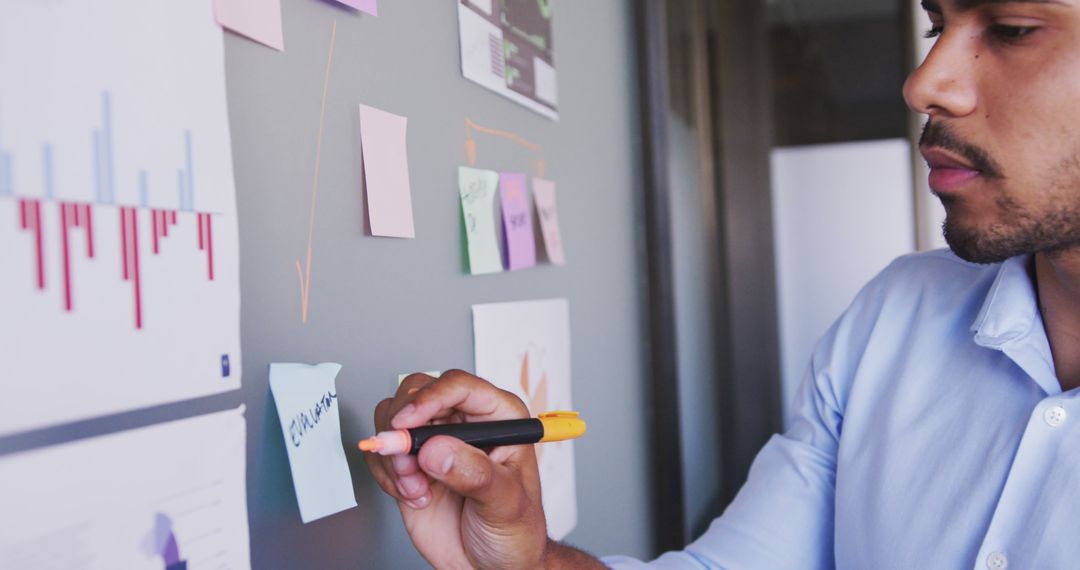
[392,370,530,430]
[417,435,542,525]
[368,369,529,511]
[370,396,432,509]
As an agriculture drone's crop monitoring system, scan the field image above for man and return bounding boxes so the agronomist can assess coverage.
[365,0,1080,566]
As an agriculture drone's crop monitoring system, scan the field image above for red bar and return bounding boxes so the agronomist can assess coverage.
[206,214,214,281]
[19,199,27,229]
[33,201,44,290]
[121,207,130,281]
[152,209,160,254]
[60,203,73,311]
[73,203,81,227]
[131,208,143,329]
[84,205,95,258]
[170,210,177,224]
[163,210,171,237]
[197,212,204,250]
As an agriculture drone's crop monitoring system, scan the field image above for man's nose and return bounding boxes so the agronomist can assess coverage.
[903,31,978,119]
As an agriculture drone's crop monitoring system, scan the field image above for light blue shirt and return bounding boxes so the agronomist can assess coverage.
[605,250,1078,570]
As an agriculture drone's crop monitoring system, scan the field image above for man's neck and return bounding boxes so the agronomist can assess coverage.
[1034,248,1080,391]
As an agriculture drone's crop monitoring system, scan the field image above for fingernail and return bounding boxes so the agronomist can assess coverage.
[393,404,416,427]
[398,474,423,496]
[407,387,420,395]
[438,453,454,475]
[405,494,430,510]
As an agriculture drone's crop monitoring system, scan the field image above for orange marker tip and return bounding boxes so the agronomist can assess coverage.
[358,438,382,452]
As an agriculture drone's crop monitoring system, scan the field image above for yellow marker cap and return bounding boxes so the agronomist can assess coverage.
[538,411,587,443]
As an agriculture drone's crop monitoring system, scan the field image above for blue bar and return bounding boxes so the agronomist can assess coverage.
[43,144,55,200]
[139,170,149,208]
[102,92,115,204]
[0,151,11,196]
[184,130,194,210]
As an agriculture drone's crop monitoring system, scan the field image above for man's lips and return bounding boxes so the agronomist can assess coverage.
[921,147,981,191]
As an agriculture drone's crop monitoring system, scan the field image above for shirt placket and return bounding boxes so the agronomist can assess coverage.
[972,395,1074,570]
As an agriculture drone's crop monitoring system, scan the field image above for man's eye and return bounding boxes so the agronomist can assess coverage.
[923,25,944,39]
[989,24,1037,42]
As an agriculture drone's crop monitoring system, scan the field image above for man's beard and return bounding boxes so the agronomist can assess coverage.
[940,192,1080,264]
[922,121,1080,264]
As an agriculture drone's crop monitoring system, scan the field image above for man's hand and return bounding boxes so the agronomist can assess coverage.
[363,370,550,569]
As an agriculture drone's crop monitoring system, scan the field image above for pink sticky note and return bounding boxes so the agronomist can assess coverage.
[214,0,285,51]
[335,0,378,15]
[532,178,565,265]
[499,173,536,270]
[359,104,415,238]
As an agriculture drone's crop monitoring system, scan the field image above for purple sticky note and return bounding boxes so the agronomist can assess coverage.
[499,173,536,270]
[334,0,377,16]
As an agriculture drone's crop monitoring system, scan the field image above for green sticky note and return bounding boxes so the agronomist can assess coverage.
[458,166,504,275]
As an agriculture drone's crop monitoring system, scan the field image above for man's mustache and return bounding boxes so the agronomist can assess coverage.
[919,121,1003,178]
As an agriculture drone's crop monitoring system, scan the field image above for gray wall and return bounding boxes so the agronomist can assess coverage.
[0,0,657,567]
[231,0,656,566]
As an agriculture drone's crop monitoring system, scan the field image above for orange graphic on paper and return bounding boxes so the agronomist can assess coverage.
[519,350,548,463]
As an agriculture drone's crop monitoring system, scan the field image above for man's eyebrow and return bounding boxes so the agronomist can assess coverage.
[923,0,1067,12]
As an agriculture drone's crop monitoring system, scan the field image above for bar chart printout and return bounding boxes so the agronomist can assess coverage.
[0,408,251,569]
[0,0,242,435]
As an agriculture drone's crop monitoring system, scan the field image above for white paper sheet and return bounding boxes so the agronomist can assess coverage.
[269,363,358,523]
[0,0,242,435]
[0,407,250,569]
[472,298,576,540]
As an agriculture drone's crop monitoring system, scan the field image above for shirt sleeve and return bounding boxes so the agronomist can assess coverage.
[599,259,893,569]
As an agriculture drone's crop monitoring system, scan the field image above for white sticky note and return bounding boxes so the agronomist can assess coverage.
[214,0,285,51]
[359,104,415,238]
[269,363,357,523]
[472,299,576,540]
[397,371,443,385]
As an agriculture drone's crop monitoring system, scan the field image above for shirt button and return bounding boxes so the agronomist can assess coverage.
[986,551,1008,569]
[1044,405,1067,427]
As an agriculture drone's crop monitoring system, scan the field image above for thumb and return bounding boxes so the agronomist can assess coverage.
[417,435,534,523]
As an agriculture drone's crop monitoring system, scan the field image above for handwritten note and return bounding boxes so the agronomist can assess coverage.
[531,178,565,265]
[359,104,415,238]
[214,0,284,51]
[459,167,503,274]
[269,363,357,523]
[499,172,536,270]
[335,0,378,16]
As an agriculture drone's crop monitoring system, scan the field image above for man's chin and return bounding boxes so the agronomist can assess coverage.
[943,220,1017,265]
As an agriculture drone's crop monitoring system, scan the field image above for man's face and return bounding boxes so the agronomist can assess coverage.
[905,0,1080,263]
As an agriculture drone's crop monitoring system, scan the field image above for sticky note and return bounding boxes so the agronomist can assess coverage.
[499,172,536,270]
[459,167,504,274]
[269,363,357,523]
[214,0,285,51]
[397,371,443,385]
[359,104,415,238]
[532,178,565,265]
[335,0,378,15]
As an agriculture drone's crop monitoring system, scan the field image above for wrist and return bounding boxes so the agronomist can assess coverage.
[542,539,605,570]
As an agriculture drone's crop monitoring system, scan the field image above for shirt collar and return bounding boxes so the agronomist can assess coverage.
[971,254,1060,395]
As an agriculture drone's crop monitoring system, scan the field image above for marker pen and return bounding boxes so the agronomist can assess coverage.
[358,411,586,456]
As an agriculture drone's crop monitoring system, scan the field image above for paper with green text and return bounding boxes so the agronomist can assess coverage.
[459,166,503,274]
